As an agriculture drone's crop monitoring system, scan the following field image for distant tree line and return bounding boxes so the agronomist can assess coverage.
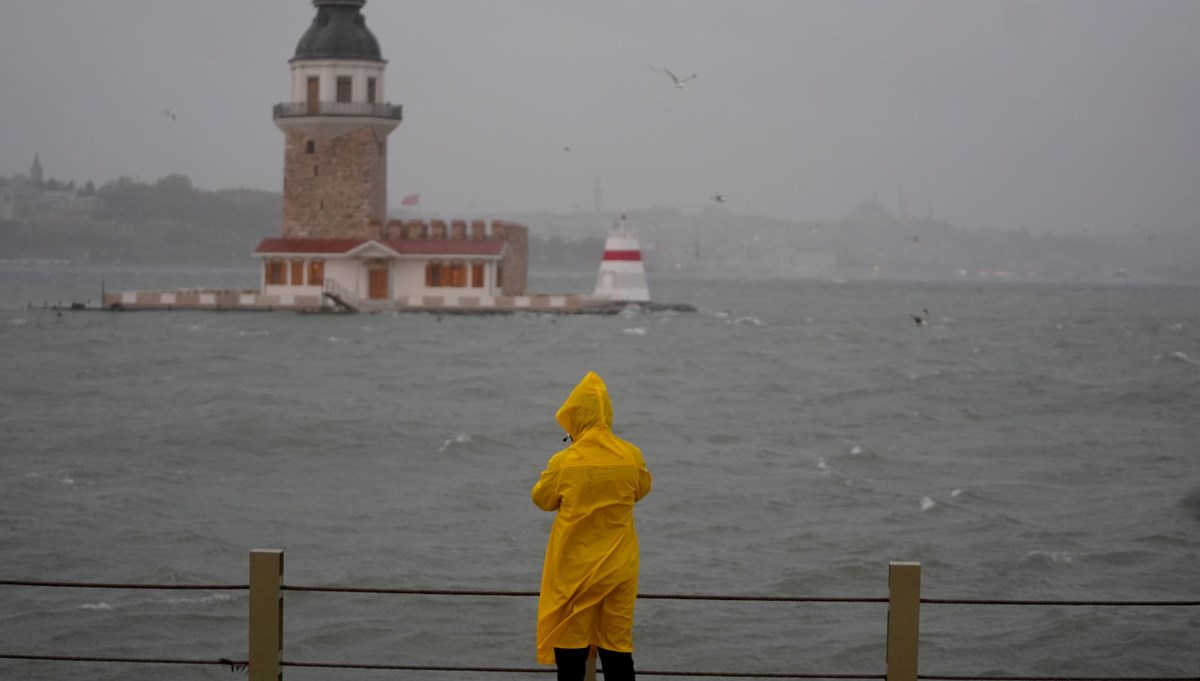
[0,174,281,265]
[2,172,1197,281]
[0,172,605,268]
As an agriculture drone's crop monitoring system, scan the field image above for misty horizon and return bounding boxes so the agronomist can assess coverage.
[2,0,1198,236]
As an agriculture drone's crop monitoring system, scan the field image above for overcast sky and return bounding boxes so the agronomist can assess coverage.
[2,0,1198,234]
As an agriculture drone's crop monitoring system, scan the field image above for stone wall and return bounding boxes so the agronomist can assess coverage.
[494,221,528,296]
[282,128,386,239]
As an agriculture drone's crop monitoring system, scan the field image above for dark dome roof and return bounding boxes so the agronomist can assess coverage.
[294,0,382,61]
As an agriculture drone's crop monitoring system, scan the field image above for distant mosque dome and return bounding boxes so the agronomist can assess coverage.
[294,0,383,62]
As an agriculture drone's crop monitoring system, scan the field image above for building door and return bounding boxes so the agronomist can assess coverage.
[368,268,388,300]
[306,77,319,114]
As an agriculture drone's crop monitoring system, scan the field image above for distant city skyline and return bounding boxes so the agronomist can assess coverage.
[2,0,1199,236]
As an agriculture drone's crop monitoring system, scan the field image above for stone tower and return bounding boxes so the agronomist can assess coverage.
[273,0,402,239]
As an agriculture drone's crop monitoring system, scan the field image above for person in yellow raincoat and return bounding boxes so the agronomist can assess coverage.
[532,371,652,681]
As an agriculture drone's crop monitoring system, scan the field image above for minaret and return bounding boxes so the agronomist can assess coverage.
[273,0,402,239]
[30,154,44,186]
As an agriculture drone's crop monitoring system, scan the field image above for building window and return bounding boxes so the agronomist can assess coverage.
[471,262,485,288]
[425,261,443,287]
[337,76,352,103]
[305,140,315,154]
[367,77,377,104]
[447,261,467,287]
[290,260,305,286]
[306,76,319,114]
[308,259,325,286]
[266,259,286,285]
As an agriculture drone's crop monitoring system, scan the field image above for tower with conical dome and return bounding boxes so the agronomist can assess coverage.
[273,0,402,239]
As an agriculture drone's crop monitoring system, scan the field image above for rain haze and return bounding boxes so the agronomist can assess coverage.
[2,0,1199,235]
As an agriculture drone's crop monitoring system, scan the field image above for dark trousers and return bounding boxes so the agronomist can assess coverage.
[554,646,635,681]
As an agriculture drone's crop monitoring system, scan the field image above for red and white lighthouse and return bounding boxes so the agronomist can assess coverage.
[592,214,650,303]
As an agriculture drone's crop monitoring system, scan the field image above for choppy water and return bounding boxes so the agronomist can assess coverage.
[2,265,1198,680]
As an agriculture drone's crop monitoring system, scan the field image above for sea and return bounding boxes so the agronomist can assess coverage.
[1,263,1198,680]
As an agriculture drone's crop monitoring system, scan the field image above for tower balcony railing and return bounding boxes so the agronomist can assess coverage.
[273,101,403,120]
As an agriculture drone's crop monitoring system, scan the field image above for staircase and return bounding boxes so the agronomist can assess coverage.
[322,278,358,312]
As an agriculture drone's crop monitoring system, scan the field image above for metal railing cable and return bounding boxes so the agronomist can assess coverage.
[3,579,1195,607]
[0,653,247,671]
[921,597,1200,607]
[281,584,886,603]
[281,660,883,678]
[2,653,1195,681]
[918,677,1200,681]
[3,576,1197,680]
[0,579,247,590]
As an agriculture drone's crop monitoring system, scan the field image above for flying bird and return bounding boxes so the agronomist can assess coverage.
[911,308,930,326]
[711,194,727,203]
[162,109,176,121]
[650,65,697,89]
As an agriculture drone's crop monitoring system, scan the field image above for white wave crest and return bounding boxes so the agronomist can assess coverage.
[1027,550,1075,564]
[623,327,647,336]
[160,593,233,606]
[439,433,472,452]
[1169,351,1200,366]
[920,496,936,511]
[80,602,113,610]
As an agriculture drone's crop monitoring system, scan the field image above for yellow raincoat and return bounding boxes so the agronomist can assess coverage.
[532,372,652,665]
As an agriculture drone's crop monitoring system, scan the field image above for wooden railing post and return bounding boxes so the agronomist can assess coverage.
[250,549,284,681]
[886,562,921,681]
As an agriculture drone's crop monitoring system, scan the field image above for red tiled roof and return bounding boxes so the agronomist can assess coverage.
[254,237,506,257]
[387,239,506,256]
[255,238,365,254]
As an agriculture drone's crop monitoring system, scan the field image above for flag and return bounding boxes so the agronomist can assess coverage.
[401,193,420,207]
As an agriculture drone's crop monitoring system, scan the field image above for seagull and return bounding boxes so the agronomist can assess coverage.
[711,194,727,203]
[650,65,697,89]
[162,109,176,121]
[911,308,930,326]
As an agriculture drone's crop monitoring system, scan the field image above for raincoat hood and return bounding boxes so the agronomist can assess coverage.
[555,371,614,441]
